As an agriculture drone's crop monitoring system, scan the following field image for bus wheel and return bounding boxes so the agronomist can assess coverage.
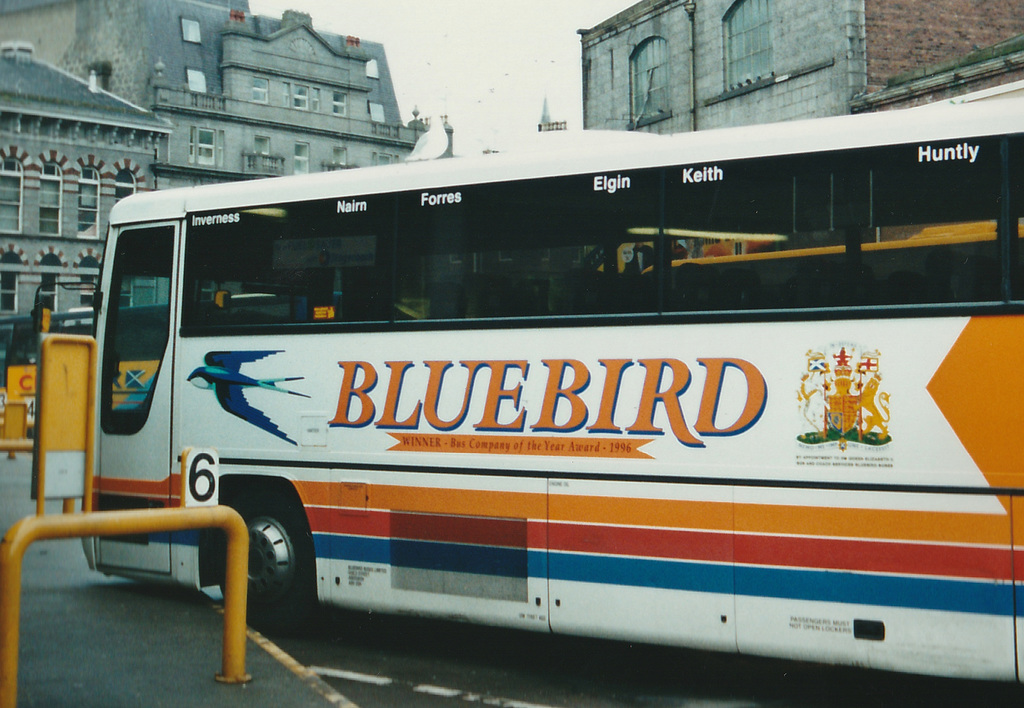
[232,489,316,632]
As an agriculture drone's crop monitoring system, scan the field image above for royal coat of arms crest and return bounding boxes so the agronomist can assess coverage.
[797,346,891,450]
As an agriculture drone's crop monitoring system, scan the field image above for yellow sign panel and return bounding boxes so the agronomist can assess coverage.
[6,365,34,402]
[34,334,96,510]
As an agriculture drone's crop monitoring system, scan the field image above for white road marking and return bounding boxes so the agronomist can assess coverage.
[414,683,463,697]
[310,666,394,686]
[313,666,561,707]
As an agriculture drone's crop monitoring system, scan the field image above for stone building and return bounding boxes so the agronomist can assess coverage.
[0,0,425,188]
[580,0,1024,133]
[0,41,170,316]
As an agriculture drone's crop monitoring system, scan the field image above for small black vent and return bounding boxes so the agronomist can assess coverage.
[854,619,885,641]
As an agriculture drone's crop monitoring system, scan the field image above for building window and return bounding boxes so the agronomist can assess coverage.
[189,127,224,167]
[366,59,379,79]
[77,166,99,237]
[252,77,269,103]
[332,146,347,168]
[79,254,100,307]
[332,91,347,116]
[114,168,136,201]
[368,102,385,123]
[282,82,291,106]
[725,0,773,90]
[0,159,22,233]
[0,251,20,312]
[630,37,669,126]
[311,88,321,112]
[187,68,207,93]
[373,152,396,166]
[181,18,201,43]
[294,142,310,174]
[254,136,271,155]
[39,252,61,311]
[39,162,62,235]
[292,84,309,110]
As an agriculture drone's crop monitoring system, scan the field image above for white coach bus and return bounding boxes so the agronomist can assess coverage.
[86,98,1024,681]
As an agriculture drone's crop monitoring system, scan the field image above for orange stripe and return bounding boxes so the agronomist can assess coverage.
[177,476,1012,547]
[735,503,1009,546]
[296,480,545,519]
[94,476,172,498]
[551,495,732,530]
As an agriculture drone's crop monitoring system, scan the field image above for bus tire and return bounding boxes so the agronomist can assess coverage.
[230,488,316,632]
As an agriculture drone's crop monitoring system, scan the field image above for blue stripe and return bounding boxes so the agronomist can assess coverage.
[391,539,526,578]
[736,566,1014,616]
[549,551,734,594]
[315,533,390,564]
[313,533,532,579]
[313,538,1014,617]
[169,530,199,547]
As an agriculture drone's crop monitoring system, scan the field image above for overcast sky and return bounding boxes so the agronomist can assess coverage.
[247,1,635,153]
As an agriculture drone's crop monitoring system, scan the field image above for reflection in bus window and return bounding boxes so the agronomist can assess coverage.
[665,141,1002,311]
[394,172,661,320]
[183,201,391,328]
[101,226,173,435]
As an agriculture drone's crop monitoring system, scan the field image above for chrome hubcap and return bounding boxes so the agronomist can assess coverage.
[247,516,295,601]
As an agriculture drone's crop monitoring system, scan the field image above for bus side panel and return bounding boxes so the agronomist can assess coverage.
[300,472,549,631]
[1014,496,1024,683]
[95,223,179,577]
[734,487,1016,680]
[548,480,736,652]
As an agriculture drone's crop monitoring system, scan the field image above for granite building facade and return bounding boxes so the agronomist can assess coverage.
[580,0,1024,134]
[0,0,425,189]
[0,41,170,316]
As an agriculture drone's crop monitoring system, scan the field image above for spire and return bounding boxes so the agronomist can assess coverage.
[537,94,566,133]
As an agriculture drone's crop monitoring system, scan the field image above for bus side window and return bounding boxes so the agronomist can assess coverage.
[394,172,661,320]
[100,226,174,435]
[183,202,391,328]
[664,141,1004,313]
[1011,137,1024,301]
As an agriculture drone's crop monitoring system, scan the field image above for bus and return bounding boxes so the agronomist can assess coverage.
[85,97,1024,682]
[0,310,93,425]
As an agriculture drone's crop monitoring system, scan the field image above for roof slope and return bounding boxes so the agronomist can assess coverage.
[0,50,169,129]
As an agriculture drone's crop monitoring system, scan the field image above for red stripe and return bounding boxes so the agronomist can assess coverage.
[735,533,1013,581]
[307,507,389,536]
[308,507,531,548]
[549,522,733,563]
[308,508,1014,582]
[392,512,528,547]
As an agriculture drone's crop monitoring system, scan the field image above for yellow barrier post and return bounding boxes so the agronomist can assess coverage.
[33,335,96,516]
[1,402,27,460]
[0,506,251,708]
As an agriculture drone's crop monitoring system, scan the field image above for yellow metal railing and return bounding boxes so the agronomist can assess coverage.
[0,506,252,707]
[0,331,254,706]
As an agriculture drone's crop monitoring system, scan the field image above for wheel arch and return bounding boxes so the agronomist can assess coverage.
[197,473,312,588]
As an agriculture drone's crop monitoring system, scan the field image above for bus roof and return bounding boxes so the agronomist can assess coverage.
[108,97,1024,227]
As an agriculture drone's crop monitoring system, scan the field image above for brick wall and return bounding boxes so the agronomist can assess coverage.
[865,0,1024,91]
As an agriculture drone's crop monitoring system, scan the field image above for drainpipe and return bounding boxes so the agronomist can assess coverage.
[683,0,697,132]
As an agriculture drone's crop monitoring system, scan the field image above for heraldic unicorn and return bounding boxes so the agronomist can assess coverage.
[797,346,891,450]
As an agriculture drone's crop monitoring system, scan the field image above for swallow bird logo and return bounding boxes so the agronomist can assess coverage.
[188,350,309,445]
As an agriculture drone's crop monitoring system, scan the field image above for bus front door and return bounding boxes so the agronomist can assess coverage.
[95,224,177,575]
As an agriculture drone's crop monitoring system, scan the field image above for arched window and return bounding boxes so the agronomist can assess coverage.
[724,0,772,90]
[39,162,62,235]
[630,37,669,126]
[0,159,22,233]
[39,252,62,311]
[0,251,21,312]
[79,254,100,307]
[78,166,100,237]
[114,168,136,202]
